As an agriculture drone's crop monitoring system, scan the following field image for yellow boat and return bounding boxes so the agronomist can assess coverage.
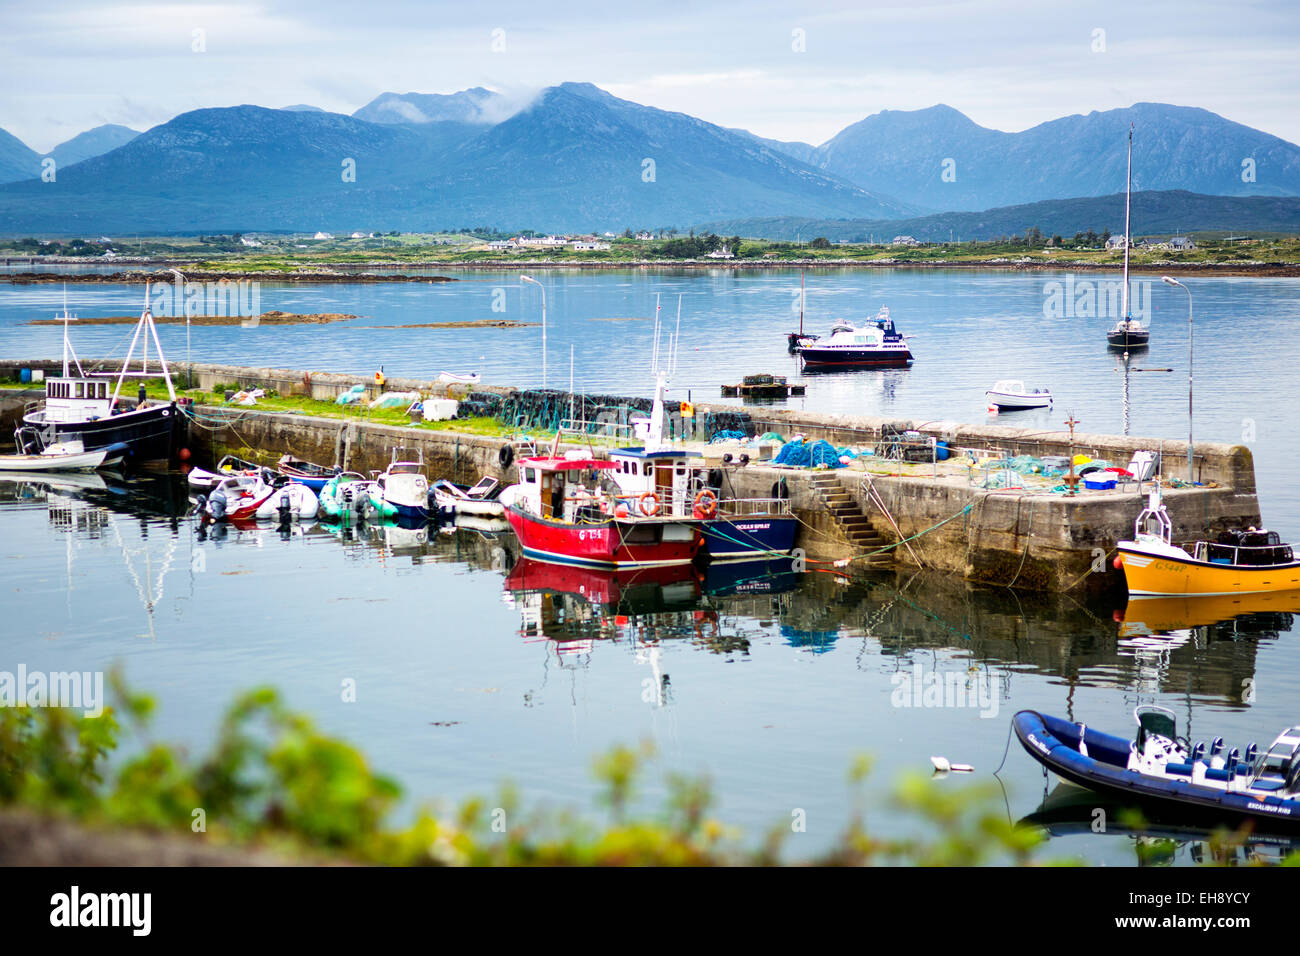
[1116,488,1300,597]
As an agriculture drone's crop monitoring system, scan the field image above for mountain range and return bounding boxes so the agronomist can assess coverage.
[0,85,1298,236]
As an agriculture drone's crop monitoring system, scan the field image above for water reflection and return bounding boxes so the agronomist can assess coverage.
[3,473,1291,711]
[1020,783,1300,865]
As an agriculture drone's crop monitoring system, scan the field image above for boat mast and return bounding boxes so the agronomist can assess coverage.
[1122,124,1132,321]
[790,269,800,335]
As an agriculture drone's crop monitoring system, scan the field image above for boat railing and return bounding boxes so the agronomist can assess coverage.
[1193,541,1295,567]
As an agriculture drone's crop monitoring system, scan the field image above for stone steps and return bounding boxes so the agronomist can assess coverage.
[808,473,892,567]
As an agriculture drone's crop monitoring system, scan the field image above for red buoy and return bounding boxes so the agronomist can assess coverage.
[1112,555,1123,570]
[178,447,191,461]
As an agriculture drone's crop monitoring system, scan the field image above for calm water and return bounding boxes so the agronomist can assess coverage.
[2,267,1299,865]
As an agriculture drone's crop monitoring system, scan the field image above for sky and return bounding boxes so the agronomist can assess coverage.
[2,0,1298,151]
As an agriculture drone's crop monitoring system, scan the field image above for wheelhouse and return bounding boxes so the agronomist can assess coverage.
[513,456,620,522]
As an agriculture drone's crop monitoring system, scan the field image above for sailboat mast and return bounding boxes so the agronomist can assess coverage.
[790,269,800,335]
[1122,124,1132,320]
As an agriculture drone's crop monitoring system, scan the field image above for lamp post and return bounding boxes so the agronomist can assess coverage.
[520,274,546,388]
[1162,275,1193,481]
[168,267,189,389]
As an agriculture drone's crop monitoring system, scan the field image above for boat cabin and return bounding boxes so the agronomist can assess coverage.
[607,447,705,517]
[37,375,116,424]
[513,456,620,522]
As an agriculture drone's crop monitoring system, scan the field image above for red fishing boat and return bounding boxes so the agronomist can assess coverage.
[501,455,702,569]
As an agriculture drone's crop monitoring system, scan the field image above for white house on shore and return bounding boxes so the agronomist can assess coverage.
[1105,234,1128,250]
[571,241,611,251]
[313,231,333,240]
[1166,236,1196,251]
[891,235,920,247]
[635,232,654,241]
[706,245,734,259]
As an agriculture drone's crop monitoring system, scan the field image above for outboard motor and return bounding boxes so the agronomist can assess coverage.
[278,489,293,522]
[209,487,228,521]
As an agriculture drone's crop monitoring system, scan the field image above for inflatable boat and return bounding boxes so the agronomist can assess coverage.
[1013,707,1300,832]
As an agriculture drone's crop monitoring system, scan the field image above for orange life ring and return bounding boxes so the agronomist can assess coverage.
[693,489,719,519]
[637,492,660,517]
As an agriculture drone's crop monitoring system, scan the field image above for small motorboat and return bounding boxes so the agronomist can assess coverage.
[793,306,913,368]
[1014,707,1300,833]
[438,371,481,386]
[318,472,375,524]
[186,454,262,490]
[194,472,317,521]
[430,476,503,517]
[367,449,430,520]
[195,476,278,522]
[0,438,127,473]
[1116,485,1300,595]
[253,480,318,520]
[276,455,338,492]
[985,379,1053,410]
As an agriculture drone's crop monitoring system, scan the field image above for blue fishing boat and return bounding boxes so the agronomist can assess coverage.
[1013,708,1300,832]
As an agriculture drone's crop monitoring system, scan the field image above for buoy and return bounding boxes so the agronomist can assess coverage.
[1112,555,1123,570]
[178,447,191,461]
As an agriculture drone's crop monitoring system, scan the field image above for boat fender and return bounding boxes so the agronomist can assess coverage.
[775,477,789,500]
[499,443,514,469]
[707,468,723,488]
[739,453,750,465]
[1112,555,1123,570]
[722,453,733,464]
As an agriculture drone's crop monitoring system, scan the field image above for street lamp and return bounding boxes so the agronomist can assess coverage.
[168,268,189,389]
[1162,276,1193,481]
[520,274,546,388]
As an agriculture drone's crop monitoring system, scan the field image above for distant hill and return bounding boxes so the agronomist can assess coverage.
[0,84,918,233]
[765,103,1300,212]
[0,127,40,184]
[698,190,1300,243]
[352,88,505,125]
[49,124,140,168]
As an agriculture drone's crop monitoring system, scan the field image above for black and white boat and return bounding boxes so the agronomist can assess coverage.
[1014,707,1300,832]
[20,284,183,466]
[1105,126,1150,350]
[793,307,913,368]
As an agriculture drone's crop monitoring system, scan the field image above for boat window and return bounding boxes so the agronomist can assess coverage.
[643,463,651,476]
[523,468,536,483]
